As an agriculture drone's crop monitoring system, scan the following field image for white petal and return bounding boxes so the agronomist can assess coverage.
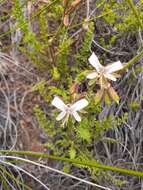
[56,111,66,121]
[52,96,66,111]
[86,72,98,79]
[72,111,81,122]
[88,52,103,72]
[105,61,123,73]
[104,73,117,81]
[71,99,88,111]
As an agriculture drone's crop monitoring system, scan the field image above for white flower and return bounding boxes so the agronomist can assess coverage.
[52,96,88,123]
[86,52,123,82]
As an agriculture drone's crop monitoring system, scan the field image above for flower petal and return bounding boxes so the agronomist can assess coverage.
[71,99,88,111]
[104,73,117,81]
[86,72,98,79]
[72,111,81,122]
[56,111,66,121]
[88,52,103,72]
[52,96,66,111]
[105,61,123,74]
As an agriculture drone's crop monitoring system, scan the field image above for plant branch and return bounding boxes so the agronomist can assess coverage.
[0,150,143,178]
[125,49,143,69]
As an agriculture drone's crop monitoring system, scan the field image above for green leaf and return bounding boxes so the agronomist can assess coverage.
[32,80,47,92]
[77,126,91,143]
[76,70,89,82]
[63,163,70,173]
[48,86,68,99]
[52,67,60,80]
[69,146,76,159]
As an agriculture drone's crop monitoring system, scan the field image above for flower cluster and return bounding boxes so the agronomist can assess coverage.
[52,53,124,124]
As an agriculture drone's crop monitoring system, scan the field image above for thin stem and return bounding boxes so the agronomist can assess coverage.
[125,49,143,69]
[0,150,143,178]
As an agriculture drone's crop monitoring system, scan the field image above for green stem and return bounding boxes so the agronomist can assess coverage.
[127,0,143,29]
[0,150,143,178]
[125,49,143,69]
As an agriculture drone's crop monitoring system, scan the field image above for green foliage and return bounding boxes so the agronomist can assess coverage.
[76,22,94,66]
[76,120,92,143]
[129,101,140,110]
[52,67,61,80]
[48,86,68,100]
[32,80,47,94]
[34,98,128,186]
[12,1,41,48]
[103,3,118,25]
[101,0,143,32]
[47,3,63,18]
[33,105,50,132]
[27,0,142,188]
[69,144,76,159]
[57,33,73,74]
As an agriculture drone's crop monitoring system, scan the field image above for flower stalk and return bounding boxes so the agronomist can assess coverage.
[0,150,143,178]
